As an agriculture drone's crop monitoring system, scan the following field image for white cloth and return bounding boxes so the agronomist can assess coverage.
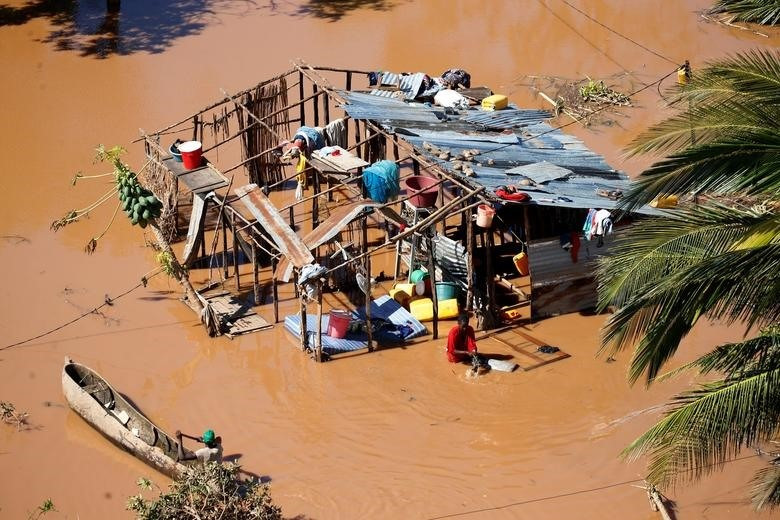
[434,89,469,110]
[593,209,612,236]
[195,444,223,464]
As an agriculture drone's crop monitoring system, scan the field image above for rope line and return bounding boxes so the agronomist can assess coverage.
[426,453,762,519]
[558,0,680,66]
[1,271,162,352]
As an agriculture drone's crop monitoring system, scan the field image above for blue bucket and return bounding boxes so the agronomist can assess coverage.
[435,282,458,301]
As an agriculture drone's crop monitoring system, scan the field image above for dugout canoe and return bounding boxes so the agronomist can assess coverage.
[62,357,189,478]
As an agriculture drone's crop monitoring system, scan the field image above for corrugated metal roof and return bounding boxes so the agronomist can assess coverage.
[464,109,551,129]
[339,91,666,216]
[506,162,573,184]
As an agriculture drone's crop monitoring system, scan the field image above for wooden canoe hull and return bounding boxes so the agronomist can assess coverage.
[62,358,189,478]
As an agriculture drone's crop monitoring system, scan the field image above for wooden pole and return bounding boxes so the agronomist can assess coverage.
[299,71,306,127]
[315,282,323,362]
[232,213,240,291]
[312,84,319,127]
[466,208,474,311]
[427,236,439,340]
[346,71,352,91]
[299,294,307,351]
[252,241,260,306]
[523,204,532,243]
[272,256,279,323]
[323,88,330,123]
[221,212,229,278]
[485,228,496,329]
[363,217,373,352]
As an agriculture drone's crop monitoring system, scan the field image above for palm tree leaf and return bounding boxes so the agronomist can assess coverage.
[602,245,780,382]
[752,464,780,509]
[711,1,780,25]
[623,366,780,488]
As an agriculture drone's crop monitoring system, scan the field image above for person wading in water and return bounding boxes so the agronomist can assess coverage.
[447,313,479,363]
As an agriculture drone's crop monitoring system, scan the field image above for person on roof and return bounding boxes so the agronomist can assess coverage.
[446,313,479,363]
[176,428,224,464]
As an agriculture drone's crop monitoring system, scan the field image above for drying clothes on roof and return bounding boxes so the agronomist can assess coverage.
[495,185,531,202]
[433,89,469,110]
[322,118,347,148]
[363,160,400,203]
[293,126,325,154]
[441,68,471,89]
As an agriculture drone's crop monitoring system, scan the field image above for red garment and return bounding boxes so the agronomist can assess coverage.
[447,325,477,362]
[495,188,531,202]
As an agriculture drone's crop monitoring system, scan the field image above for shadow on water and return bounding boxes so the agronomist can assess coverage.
[0,0,257,58]
[291,0,396,22]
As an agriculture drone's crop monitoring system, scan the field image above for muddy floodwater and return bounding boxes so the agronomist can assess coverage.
[1,1,778,518]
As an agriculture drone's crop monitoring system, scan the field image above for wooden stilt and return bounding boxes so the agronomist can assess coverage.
[315,283,323,362]
[272,256,279,323]
[221,212,229,278]
[346,71,352,92]
[323,89,330,123]
[252,241,260,305]
[232,213,240,291]
[363,217,373,352]
[298,72,306,127]
[299,293,308,352]
[485,228,496,329]
[312,84,319,126]
[427,236,439,340]
[466,208,474,311]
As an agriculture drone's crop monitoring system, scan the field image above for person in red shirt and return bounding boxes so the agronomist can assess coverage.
[447,313,478,363]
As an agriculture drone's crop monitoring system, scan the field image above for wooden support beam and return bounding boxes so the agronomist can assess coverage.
[346,71,352,91]
[312,84,319,127]
[363,217,373,352]
[299,71,306,127]
[323,88,330,123]
[427,236,439,340]
[272,256,279,323]
[252,242,260,306]
[232,213,240,291]
[315,283,323,362]
[466,210,474,311]
[299,291,307,351]
[222,212,229,278]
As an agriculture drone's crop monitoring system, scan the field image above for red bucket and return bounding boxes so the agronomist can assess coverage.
[404,175,439,208]
[178,140,203,169]
[327,310,351,338]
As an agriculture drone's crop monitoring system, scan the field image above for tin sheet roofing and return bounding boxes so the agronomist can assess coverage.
[340,90,666,216]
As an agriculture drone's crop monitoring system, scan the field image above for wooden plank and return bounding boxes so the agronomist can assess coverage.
[276,200,377,282]
[235,184,314,269]
[181,193,208,266]
[310,147,369,173]
[162,157,228,193]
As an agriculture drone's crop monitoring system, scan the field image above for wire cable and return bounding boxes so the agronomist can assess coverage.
[1,271,162,351]
[426,453,762,519]
[558,0,680,66]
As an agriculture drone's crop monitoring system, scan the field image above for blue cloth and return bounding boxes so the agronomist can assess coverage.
[362,160,400,203]
[293,126,325,153]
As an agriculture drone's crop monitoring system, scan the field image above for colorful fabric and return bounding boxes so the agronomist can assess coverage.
[441,68,472,89]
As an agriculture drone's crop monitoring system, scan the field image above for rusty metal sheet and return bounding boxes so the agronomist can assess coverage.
[276,200,378,282]
[235,184,314,269]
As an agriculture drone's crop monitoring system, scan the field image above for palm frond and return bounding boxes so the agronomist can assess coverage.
[598,204,779,310]
[711,0,780,25]
[623,365,780,488]
[601,245,780,382]
[752,463,780,509]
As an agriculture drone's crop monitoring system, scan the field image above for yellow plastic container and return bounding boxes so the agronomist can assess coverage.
[392,283,416,297]
[513,252,529,276]
[409,297,459,321]
[389,288,411,307]
[481,94,508,111]
[649,195,679,209]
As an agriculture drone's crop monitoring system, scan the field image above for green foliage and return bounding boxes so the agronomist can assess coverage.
[126,463,282,520]
[155,251,184,279]
[710,0,780,25]
[600,49,780,508]
[578,77,630,104]
[622,50,780,210]
[27,499,56,519]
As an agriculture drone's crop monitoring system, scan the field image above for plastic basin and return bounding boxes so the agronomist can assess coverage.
[403,175,439,208]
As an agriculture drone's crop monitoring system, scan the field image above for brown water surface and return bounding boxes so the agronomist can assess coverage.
[1,1,778,518]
